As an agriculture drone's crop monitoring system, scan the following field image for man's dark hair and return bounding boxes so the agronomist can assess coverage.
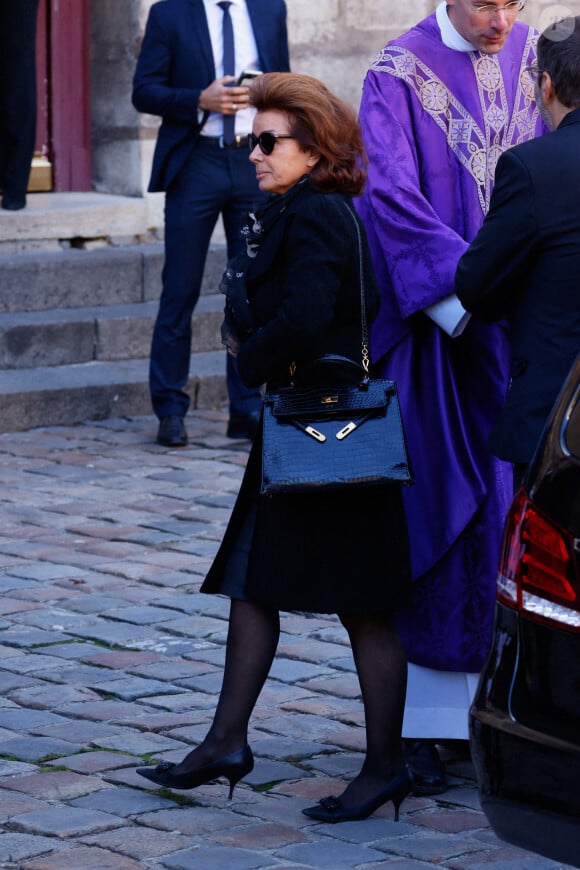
[537,16,580,108]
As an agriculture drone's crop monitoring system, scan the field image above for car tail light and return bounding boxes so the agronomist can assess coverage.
[497,487,580,630]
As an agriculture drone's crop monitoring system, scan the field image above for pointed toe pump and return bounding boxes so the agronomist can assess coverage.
[136,745,254,799]
[302,763,413,823]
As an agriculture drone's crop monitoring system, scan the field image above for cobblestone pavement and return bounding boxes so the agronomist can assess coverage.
[0,411,574,869]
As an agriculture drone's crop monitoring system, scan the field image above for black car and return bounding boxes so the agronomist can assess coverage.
[470,353,580,868]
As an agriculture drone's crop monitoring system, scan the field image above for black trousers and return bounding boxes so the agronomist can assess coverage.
[0,0,40,205]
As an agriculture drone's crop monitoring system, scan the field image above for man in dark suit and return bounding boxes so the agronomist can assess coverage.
[0,0,39,210]
[456,15,580,484]
[132,0,289,446]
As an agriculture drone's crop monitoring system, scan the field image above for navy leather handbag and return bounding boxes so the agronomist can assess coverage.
[260,205,413,495]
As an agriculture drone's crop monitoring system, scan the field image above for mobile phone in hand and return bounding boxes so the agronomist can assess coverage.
[236,69,263,87]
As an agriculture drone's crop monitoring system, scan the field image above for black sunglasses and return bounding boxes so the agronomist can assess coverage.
[248,131,295,155]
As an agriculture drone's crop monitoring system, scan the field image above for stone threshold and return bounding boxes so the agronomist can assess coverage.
[0,192,155,254]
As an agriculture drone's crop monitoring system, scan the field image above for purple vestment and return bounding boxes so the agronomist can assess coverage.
[357,15,544,672]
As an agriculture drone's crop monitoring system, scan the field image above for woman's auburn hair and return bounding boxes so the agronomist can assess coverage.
[249,72,367,196]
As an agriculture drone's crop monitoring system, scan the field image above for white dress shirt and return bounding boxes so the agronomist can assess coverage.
[202,0,260,137]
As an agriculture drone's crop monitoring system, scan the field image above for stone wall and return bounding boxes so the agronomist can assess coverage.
[287,0,435,108]
[89,0,580,228]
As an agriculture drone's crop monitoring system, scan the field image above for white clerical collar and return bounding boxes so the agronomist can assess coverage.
[436,2,476,51]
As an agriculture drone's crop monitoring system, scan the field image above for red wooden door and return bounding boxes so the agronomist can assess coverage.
[35,0,91,191]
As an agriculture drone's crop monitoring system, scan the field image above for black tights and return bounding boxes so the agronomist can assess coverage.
[172,600,280,773]
[172,600,407,807]
[337,611,407,804]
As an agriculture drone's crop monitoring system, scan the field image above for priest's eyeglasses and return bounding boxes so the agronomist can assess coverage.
[468,0,527,17]
[248,131,296,155]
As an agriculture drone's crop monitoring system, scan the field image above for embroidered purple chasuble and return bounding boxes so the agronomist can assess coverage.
[357,15,544,671]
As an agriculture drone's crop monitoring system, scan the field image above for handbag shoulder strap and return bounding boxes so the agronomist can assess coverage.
[342,202,370,379]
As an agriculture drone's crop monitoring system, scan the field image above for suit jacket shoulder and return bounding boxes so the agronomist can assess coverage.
[496,107,580,179]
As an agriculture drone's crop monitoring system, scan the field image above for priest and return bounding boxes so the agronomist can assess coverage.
[357,0,545,795]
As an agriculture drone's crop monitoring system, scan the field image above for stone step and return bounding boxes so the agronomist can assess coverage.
[0,193,151,251]
[0,295,224,369]
[0,242,227,313]
[0,350,228,433]
[0,221,232,430]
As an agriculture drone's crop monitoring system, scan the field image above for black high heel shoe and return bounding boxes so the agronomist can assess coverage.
[136,745,254,799]
[302,763,413,823]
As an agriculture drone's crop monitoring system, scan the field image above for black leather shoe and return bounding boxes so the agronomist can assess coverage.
[302,764,413,823]
[403,739,448,796]
[157,415,188,447]
[1,195,26,210]
[226,412,260,440]
[136,745,254,799]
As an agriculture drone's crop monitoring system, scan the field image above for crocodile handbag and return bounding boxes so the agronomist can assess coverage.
[260,205,413,496]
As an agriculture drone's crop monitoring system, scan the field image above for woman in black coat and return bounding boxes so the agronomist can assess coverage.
[138,72,412,823]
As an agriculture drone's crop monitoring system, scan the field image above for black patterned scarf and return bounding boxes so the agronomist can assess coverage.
[220,175,310,348]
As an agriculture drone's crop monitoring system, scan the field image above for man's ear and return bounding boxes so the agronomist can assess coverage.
[539,70,556,105]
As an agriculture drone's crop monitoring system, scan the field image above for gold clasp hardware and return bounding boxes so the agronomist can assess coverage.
[305,426,326,442]
[321,395,338,405]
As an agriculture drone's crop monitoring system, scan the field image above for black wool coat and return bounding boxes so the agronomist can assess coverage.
[202,183,411,614]
[456,108,580,464]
